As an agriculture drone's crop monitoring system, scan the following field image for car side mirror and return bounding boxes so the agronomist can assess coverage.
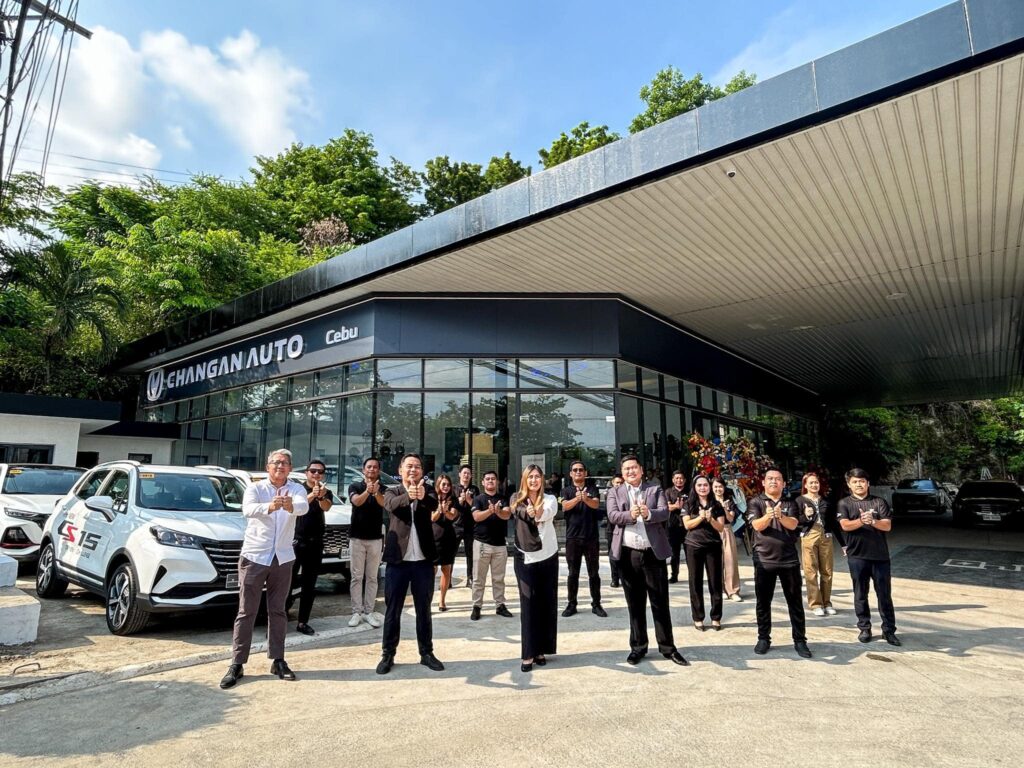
[85,495,115,520]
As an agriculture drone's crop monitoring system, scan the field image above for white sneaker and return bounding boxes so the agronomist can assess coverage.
[364,613,382,628]
[347,613,363,628]
[825,606,837,615]
[813,607,826,617]
[729,594,744,602]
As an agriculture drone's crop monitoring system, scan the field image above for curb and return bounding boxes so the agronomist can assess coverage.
[0,620,375,707]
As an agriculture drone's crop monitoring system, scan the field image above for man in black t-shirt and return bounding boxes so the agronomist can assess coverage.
[292,459,335,635]
[452,464,479,588]
[470,471,513,620]
[664,471,688,583]
[347,457,387,629]
[837,468,899,646]
[744,468,811,658]
[561,460,607,618]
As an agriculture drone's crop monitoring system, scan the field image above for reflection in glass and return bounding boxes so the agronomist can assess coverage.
[664,406,689,475]
[224,388,242,414]
[264,379,287,407]
[642,399,664,481]
[518,393,615,479]
[286,403,313,468]
[377,359,422,389]
[265,408,287,458]
[616,395,642,459]
[346,360,374,391]
[289,373,315,402]
[640,368,661,398]
[423,392,469,477]
[318,366,345,397]
[518,359,566,389]
[424,359,470,389]
[312,399,341,490]
[376,391,421,476]
[340,394,374,477]
[682,382,699,407]
[239,411,264,468]
[208,391,225,417]
[471,392,510,483]
[472,359,514,389]
[663,377,680,402]
[616,361,638,391]
[222,414,241,468]
[567,359,614,388]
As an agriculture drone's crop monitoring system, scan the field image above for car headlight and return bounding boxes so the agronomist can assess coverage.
[149,525,203,549]
[3,507,37,520]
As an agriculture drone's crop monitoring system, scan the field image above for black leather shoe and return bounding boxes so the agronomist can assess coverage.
[561,603,577,617]
[535,655,547,666]
[883,632,901,646]
[496,604,513,618]
[754,639,771,655]
[376,653,395,675]
[296,622,315,636]
[420,653,445,671]
[626,651,644,665]
[794,641,812,658]
[664,650,690,666]
[270,659,296,680]
[611,580,620,588]
[520,661,533,672]
[470,606,481,621]
[592,604,608,618]
[858,629,872,643]
[219,663,243,689]
[669,576,678,584]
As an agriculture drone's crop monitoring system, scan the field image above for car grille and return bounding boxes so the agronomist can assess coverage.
[323,525,350,557]
[201,541,243,580]
[965,501,1018,516]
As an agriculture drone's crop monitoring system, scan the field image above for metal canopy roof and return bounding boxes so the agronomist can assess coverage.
[116,0,1024,408]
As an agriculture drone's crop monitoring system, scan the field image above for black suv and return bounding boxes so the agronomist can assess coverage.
[952,480,1024,529]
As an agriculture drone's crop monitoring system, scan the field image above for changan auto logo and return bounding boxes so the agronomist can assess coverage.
[146,369,166,402]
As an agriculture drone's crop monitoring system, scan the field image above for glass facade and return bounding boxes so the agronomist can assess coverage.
[150,357,819,493]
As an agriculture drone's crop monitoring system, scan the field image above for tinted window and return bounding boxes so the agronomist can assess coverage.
[2,467,84,495]
[75,470,111,499]
[103,471,131,513]
[897,479,937,490]
[137,473,246,511]
[957,482,1024,499]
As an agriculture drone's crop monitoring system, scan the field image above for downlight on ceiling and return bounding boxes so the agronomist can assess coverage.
[886,292,908,301]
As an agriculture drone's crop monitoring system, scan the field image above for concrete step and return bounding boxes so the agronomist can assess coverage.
[0,553,17,588]
[0,586,40,645]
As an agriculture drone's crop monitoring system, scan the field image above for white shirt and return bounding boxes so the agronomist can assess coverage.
[521,494,559,565]
[240,480,309,566]
[403,497,426,562]
[621,482,653,550]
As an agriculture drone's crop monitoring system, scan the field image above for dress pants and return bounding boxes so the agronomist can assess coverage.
[455,527,474,585]
[291,538,323,624]
[514,554,559,659]
[382,560,434,656]
[669,527,685,579]
[564,537,601,606]
[754,563,806,642]
[606,524,620,585]
[848,557,896,633]
[618,546,676,655]
[471,540,508,608]
[350,537,383,616]
[231,555,292,664]
[720,525,741,597]
[801,526,835,609]
[685,541,724,622]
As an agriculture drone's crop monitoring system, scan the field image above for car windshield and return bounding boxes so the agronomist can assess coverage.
[137,473,246,511]
[897,479,936,490]
[2,467,84,495]
[957,481,1024,499]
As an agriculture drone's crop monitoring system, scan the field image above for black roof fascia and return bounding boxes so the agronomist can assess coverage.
[0,392,121,420]
[111,0,1024,373]
[85,421,180,439]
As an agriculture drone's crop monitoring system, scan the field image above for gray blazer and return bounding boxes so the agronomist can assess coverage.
[606,482,670,561]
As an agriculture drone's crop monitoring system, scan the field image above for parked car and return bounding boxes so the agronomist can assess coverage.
[952,480,1024,528]
[0,464,85,563]
[941,482,959,499]
[36,461,248,635]
[891,478,952,515]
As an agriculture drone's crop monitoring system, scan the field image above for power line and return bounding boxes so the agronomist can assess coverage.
[18,144,194,177]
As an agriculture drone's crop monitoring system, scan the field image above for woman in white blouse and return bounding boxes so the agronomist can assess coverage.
[511,464,559,672]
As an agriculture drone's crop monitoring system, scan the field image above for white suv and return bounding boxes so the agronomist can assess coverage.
[1,464,85,562]
[36,461,248,635]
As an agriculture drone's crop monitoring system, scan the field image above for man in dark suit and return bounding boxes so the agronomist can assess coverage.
[607,454,689,667]
[376,453,445,675]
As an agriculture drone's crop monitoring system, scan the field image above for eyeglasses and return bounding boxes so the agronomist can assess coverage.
[306,468,324,475]
[570,468,585,473]
[269,460,292,467]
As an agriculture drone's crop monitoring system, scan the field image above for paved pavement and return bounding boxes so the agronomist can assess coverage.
[1,517,1021,767]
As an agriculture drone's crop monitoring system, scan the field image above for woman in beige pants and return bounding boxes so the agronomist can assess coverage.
[795,472,844,616]
[712,477,743,602]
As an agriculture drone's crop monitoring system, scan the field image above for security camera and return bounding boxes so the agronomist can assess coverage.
[725,167,737,178]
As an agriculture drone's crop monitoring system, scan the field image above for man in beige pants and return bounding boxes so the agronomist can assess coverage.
[470,471,513,620]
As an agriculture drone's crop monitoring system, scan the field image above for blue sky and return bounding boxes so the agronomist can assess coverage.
[17,0,944,188]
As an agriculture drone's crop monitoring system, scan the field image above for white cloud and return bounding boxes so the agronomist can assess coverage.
[167,125,192,151]
[140,28,312,157]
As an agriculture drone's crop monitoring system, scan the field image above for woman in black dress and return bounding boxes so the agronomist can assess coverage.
[683,474,727,631]
[431,473,459,611]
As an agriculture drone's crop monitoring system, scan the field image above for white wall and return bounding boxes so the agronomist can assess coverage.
[0,414,82,465]
[76,436,174,466]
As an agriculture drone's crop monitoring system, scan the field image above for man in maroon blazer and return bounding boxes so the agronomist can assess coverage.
[607,454,689,667]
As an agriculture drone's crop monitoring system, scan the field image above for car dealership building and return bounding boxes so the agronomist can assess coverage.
[111,1,1024,487]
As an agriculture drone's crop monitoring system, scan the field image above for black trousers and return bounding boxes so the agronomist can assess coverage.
[565,537,602,606]
[617,546,676,655]
[514,554,559,660]
[606,524,620,585]
[291,538,323,624]
[382,560,434,656]
[669,527,686,579]
[848,556,896,633]
[685,541,724,622]
[754,562,806,643]
[455,529,474,582]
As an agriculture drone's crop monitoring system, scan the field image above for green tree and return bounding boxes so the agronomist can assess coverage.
[422,155,489,214]
[251,129,423,243]
[629,66,757,134]
[538,121,620,169]
[483,152,531,189]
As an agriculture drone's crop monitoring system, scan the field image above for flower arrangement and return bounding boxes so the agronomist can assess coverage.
[687,434,775,498]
